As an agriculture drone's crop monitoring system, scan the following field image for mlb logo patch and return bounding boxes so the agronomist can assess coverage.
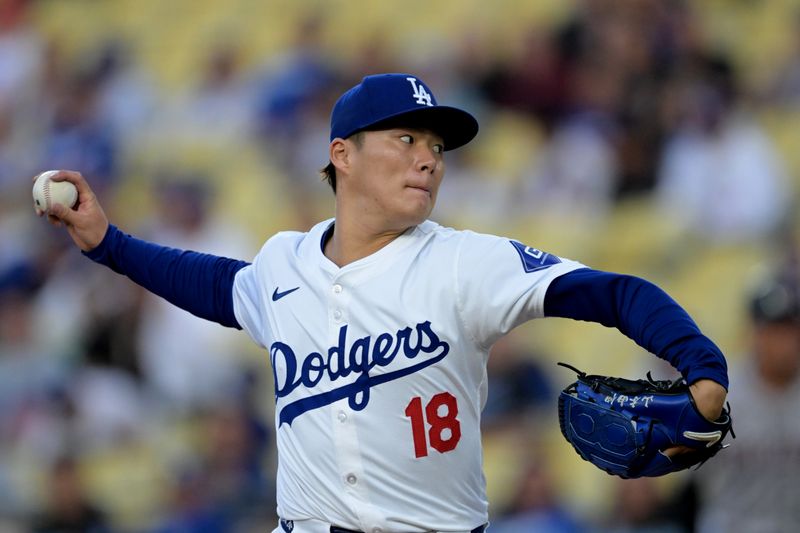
[509,240,562,273]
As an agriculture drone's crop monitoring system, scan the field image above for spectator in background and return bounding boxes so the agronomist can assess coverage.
[601,477,684,533]
[476,27,570,131]
[482,332,555,430]
[136,173,255,412]
[39,68,119,196]
[68,318,147,452]
[552,0,682,197]
[201,401,272,523]
[154,392,272,532]
[0,0,45,193]
[655,55,791,243]
[152,463,230,533]
[489,459,583,533]
[518,55,619,222]
[0,270,70,458]
[88,40,157,143]
[30,455,112,533]
[253,15,342,227]
[692,274,800,532]
[254,15,336,142]
[0,0,44,117]
[165,39,256,144]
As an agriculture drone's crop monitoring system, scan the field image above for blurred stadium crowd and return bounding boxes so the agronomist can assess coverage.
[1,0,800,531]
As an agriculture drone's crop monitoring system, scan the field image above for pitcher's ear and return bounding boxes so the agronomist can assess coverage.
[329,138,349,171]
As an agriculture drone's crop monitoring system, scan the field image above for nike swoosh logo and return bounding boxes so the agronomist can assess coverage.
[272,286,300,301]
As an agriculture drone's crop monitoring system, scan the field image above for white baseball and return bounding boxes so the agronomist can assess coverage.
[32,170,78,213]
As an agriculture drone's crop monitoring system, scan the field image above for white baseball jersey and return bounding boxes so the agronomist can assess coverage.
[232,218,584,532]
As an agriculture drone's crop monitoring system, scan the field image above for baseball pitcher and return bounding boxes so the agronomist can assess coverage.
[35,73,729,533]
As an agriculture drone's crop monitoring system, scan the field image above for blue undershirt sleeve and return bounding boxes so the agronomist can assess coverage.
[543,268,728,389]
[82,224,249,329]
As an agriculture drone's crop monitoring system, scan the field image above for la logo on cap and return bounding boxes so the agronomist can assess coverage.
[407,77,433,106]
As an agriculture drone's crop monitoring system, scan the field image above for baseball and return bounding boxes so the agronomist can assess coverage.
[32,170,78,213]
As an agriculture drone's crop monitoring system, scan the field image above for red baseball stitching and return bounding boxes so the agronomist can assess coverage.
[43,178,52,211]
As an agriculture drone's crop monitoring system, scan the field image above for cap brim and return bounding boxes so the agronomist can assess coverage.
[363,106,479,151]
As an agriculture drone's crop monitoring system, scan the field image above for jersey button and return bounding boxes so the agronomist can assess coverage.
[346,474,357,485]
[333,284,343,294]
[372,528,383,533]
[333,309,343,321]
[337,411,347,422]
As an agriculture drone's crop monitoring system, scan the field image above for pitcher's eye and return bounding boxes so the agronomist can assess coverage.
[433,144,444,154]
[400,134,413,144]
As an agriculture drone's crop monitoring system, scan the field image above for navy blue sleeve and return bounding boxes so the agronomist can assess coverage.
[82,225,249,329]
[544,268,728,389]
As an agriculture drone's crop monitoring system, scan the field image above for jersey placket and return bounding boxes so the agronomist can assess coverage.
[327,274,389,533]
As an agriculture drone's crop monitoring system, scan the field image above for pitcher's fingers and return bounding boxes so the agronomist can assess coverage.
[49,170,94,199]
[662,445,692,458]
[48,202,80,226]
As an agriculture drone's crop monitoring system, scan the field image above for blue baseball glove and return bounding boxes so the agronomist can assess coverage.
[557,363,734,478]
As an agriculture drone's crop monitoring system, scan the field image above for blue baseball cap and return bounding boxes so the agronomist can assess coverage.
[330,73,479,151]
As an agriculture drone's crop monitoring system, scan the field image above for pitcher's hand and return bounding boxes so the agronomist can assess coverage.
[33,170,109,252]
[690,379,727,422]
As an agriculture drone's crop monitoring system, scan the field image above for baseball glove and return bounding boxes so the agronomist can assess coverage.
[557,362,734,478]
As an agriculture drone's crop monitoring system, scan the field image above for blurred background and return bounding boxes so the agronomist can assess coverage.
[1,0,800,531]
